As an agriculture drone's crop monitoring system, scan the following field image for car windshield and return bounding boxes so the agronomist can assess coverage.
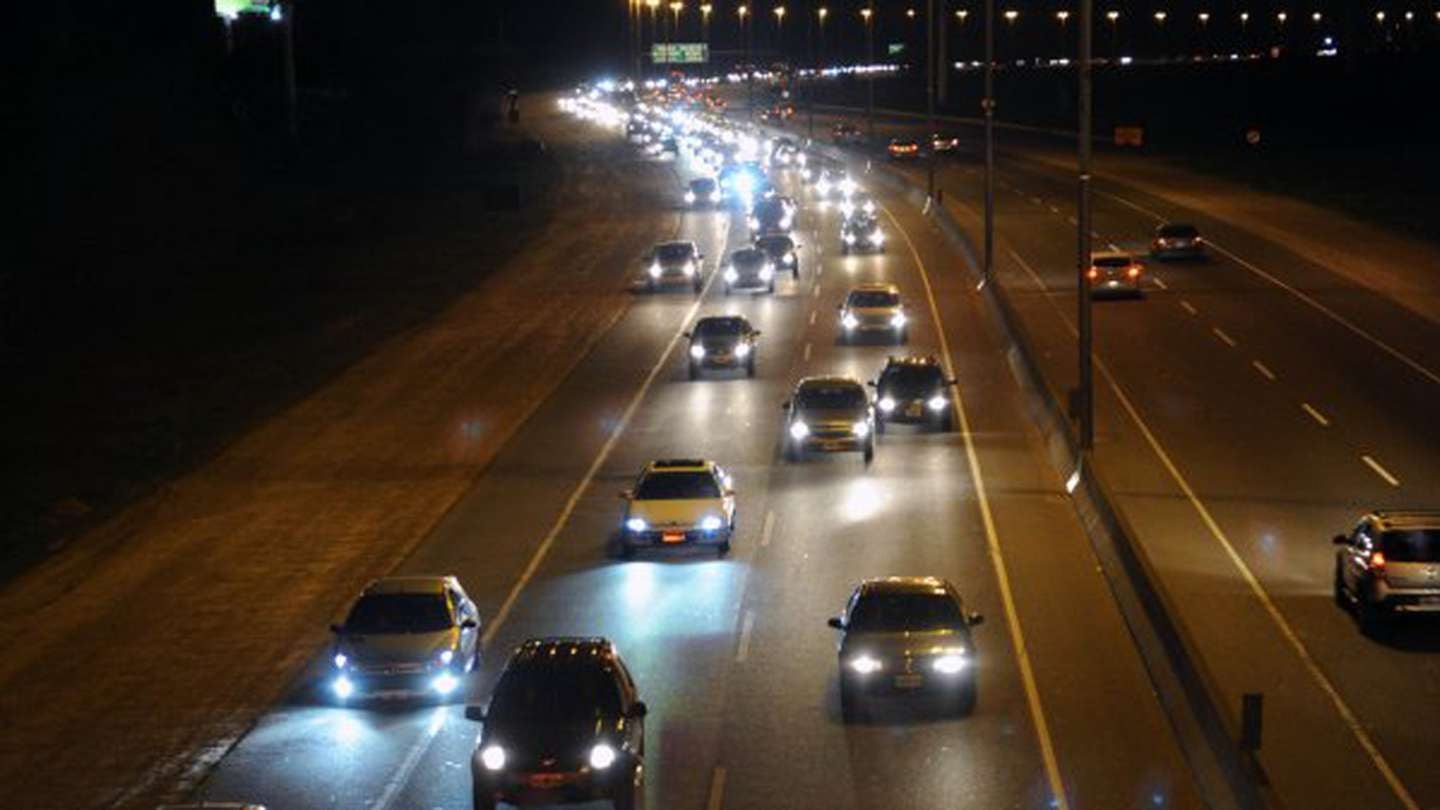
[847,217,878,232]
[656,243,693,261]
[1158,224,1199,238]
[882,366,943,393]
[344,593,452,634]
[849,592,963,633]
[690,178,716,191]
[1095,256,1131,268]
[730,249,766,267]
[848,291,899,308]
[798,384,865,410]
[488,663,622,727]
[635,470,721,499]
[694,317,746,337]
[1381,530,1440,562]
[756,236,792,252]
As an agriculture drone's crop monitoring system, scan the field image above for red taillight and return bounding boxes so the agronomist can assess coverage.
[1087,268,1099,280]
[1127,266,1141,278]
[1370,550,1386,569]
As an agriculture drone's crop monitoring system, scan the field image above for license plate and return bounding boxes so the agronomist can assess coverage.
[662,531,686,544]
[819,440,845,451]
[527,773,567,789]
[893,674,924,689]
[905,403,923,417]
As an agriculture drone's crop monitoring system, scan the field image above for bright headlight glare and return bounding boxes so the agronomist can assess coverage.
[648,263,662,278]
[789,421,810,440]
[890,312,907,328]
[872,230,885,243]
[848,654,883,675]
[683,260,696,275]
[852,421,870,438]
[878,397,896,413]
[481,744,507,771]
[684,191,696,203]
[332,675,354,699]
[927,395,948,411]
[783,251,795,264]
[724,268,739,283]
[759,265,774,280]
[333,653,348,669]
[690,344,706,360]
[709,190,721,202]
[589,743,617,770]
[843,233,856,245]
[842,313,858,329]
[431,672,459,695]
[734,342,751,358]
[625,517,648,532]
[700,515,723,531]
[438,649,454,666]
[932,653,968,675]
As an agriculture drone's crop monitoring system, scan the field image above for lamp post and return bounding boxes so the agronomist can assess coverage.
[926,0,937,199]
[774,5,787,59]
[1077,0,1094,451]
[1056,9,1070,58]
[646,0,661,77]
[668,1,683,68]
[982,0,995,281]
[1106,9,1120,58]
[862,5,875,140]
[739,4,753,110]
[701,2,712,43]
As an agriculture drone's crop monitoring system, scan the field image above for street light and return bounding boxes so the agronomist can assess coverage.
[773,5,785,58]
[1310,11,1321,23]
[1276,11,1287,24]
[861,5,875,139]
[1004,9,1019,23]
[1198,11,1210,24]
[1056,10,1071,23]
[955,9,969,21]
[700,2,713,42]
[738,4,752,109]
[1153,10,1167,24]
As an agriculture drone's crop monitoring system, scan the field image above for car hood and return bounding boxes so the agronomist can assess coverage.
[841,628,971,661]
[340,628,458,667]
[629,498,727,527]
[796,407,867,427]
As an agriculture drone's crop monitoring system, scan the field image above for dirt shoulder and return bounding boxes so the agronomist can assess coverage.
[0,101,675,810]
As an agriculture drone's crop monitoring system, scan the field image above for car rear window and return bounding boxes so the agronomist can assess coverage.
[1094,256,1131,268]
[691,178,716,191]
[1382,530,1440,563]
[636,471,721,499]
[344,594,452,634]
[849,592,963,632]
[848,291,899,308]
[797,384,866,409]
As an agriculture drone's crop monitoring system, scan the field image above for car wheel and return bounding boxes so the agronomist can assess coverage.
[693,280,704,294]
[619,541,636,560]
[840,681,862,723]
[897,329,908,345]
[767,279,776,294]
[723,283,732,296]
[784,442,800,462]
[841,245,849,255]
[473,789,498,810]
[954,681,978,717]
[862,440,875,464]
[792,265,800,280]
[1333,564,1349,609]
[1358,593,1390,638]
[717,538,731,557]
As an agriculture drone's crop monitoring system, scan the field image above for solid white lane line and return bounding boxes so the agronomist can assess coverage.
[1066,216,1078,226]
[370,708,447,810]
[802,342,812,362]
[809,310,817,326]
[1152,276,1168,290]
[760,510,776,547]
[1031,196,1044,206]
[1007,246,1049,293]
[1361,455,1401,488]
[706,766,727,810]
[1252,360,1277,381]
[1301,403,1331,427]
[1212,327,1238,348]
[1015,255,1421,810]
[1096,188,1440,388]
[1180,300,1198,316]
[883,203,1071,810]
[735,610,756,662]
[481,233,728,648]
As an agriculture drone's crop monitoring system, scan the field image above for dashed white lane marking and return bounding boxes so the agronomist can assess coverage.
[1213,327,1238,348]
[802,342,812,362]
[1048,204,1061,214]
[706,766,727,810]
[1152,276,1168,290]
[812,283,821,298]
[1301,402,1331,427]
[760,510,776,547]
[1097,187,1440,389]
[1362,455,1402,488]
[1066,216,1078,226]
[1252,360,1277,381]
[809,310,817,326]
[735,610,756,662]
[1031,196,1044,206]
[884,203,1071,810]
[1180,300,1198,316]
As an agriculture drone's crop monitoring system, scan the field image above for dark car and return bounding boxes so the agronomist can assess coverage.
[468,638,646,810]
[684,177,721,207]
[840,214,885,254]
[1149,222,1206,261]
[748,196,795,235]
[782,376,875,463]
[643,240,706,293]
[832,122,864,145]
[870,355,955,432]
[754,233,802,280]
[685,315,760,377]
[887,138,921,160]
[720,248,776,296]
[827,577,984,721]
[930,133,960,153]
[1333,510,1440,636]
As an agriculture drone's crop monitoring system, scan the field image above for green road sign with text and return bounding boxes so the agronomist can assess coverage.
[887,43,905,56]
[651,43,709,64]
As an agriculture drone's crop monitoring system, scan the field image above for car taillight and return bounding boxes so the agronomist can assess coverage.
[1127,266,1141,278]
[1087,268,1099,280]
[1370,551,1387,576]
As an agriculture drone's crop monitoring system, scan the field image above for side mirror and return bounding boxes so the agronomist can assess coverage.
[724,488,736,497]
[946,378,958,386]
[827,616,845,630]
[681,331,692,339]
[464,705,487,723]
[329,623,344,634]
[865,380,876,387]
[1332,534,1350,546]
[627,701,649,719]
[461,618,479,629]
[780,400,791,410]
[967,612,985,627]
[752,330,762,338]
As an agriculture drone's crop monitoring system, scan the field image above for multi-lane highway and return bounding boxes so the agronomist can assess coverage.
[192,101,1206,810]
[783,106,1440,810]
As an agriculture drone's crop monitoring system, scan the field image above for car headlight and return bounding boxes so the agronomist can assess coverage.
[709,190,722,202]
[625,517,648,533]
[684,191,696,203]
[683,260,696,275]
[932,652,968,675]
[648,262,662,278]
[589,743,617,770]
[333,653,348,669]
[816,179,831,194]
[927,394,948,411]
[690,344,706,360]
[848,654,883,675]
[783,251,795,264]
[481,744,507,771]
[890,312,907,328]
[789,420,810,440]
[734,342,751,358]
[878,396,896,413]
[431,672,460,695]
[852,421,870,438]
[841,312,858,329]
[437,649,454,666]
[700,515,723,531]
[871,229,885,243]
[843,233,856,245]
[759,264,774,280]
[724,267,739,283]
[332,675,354,699]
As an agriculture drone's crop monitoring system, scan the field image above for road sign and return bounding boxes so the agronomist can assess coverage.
[887,43,906,56]
[651,43,709,64]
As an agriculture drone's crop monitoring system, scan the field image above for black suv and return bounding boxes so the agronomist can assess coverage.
[468,638,647,810]
[684,315,761,378]
[870,356,955,433]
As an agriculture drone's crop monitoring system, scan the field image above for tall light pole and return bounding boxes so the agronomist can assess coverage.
[1056,9,1070,58]
[1106,9,1119,58]
[982,0,995,282]
[926,0,937,199]
[860,5,875,130]
[668,1,683,70]
[739,5,753,110]
[774,5,787,62]
[701,2,713,44]
[646,0,661,77]
[1076,0,1094,451]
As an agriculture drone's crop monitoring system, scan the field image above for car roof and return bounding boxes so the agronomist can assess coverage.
[796,375,864,390]
[1092,250,1133,261]
[849,282,901,295]
[645,458,717,474]
[362,576,456,596]
[857,576,955,596]
[1367,510,1440,531]
[884,354,942,369]
[509,637,618,666]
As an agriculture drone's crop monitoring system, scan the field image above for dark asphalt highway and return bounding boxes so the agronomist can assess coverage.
[194,118,1204,809]
[787,106,1440,810]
